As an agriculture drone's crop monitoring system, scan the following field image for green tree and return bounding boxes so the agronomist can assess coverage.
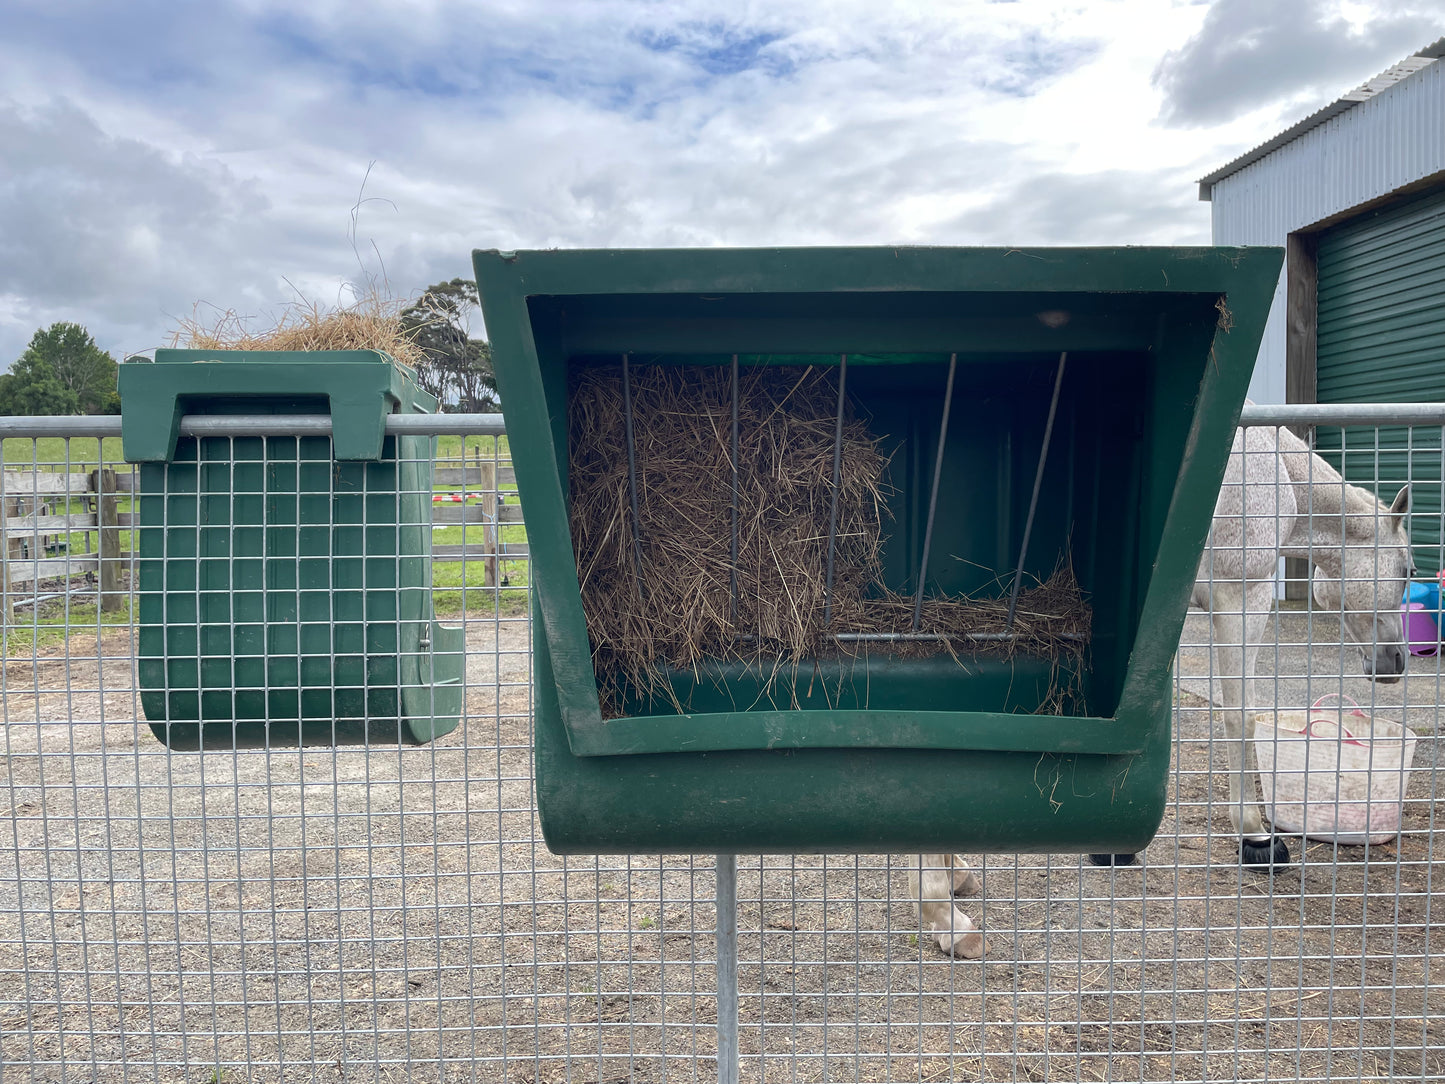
[0,351,79,415]
[0,323,118,415]
[398,279,498,412]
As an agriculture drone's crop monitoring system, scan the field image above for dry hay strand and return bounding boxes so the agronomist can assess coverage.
[850,562,1091,658]
[848,563,1091,716]
[568,362,1090,718]
[170,286,424,369]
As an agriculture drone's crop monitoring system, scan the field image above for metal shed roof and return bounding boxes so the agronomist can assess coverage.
[1197,37,1445,200]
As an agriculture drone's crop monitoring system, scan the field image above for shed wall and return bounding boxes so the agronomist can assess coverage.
[1207,59,1445,403]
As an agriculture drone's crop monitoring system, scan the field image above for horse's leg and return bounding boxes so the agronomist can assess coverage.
[909,853,984,958]
[951,855,982,897]
[1213,581,1290,869]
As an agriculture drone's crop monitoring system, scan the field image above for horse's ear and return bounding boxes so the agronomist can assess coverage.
[1390,485,1411,533]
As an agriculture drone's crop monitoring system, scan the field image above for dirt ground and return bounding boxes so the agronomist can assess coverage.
[2,612,1443,1083]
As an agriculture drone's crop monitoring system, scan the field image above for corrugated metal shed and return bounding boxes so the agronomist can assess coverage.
[1199,39,1445,404]
[1199,39,1445,201]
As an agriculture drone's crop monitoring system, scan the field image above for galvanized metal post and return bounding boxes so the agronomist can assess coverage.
[716,853,739,1084]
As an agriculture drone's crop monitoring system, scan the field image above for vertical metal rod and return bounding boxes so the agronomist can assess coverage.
[621,353,646,594]
[823,355,849,628]
[913,354,957,632]
[1006,351,1068,630]
[729,354,740,626]
[715,853,739,1084]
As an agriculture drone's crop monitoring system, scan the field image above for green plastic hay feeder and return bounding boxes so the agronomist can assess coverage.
[473,246,1282,854]
[119,349,464,750]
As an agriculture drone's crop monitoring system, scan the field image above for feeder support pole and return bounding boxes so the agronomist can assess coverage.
[716,853,739,1084]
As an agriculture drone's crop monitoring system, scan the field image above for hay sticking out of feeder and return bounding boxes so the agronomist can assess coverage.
[568,362,1091,717]
[170,289,426,370]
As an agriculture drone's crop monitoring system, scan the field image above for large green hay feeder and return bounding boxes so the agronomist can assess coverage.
[473,246,1282,854]
[119,349,464,750]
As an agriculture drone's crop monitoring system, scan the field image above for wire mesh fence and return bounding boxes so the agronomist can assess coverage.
[1,405,1441,1083]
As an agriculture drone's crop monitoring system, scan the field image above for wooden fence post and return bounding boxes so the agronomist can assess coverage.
[476,449,499,589]
[0,489,13,624]
[92,469,123,613]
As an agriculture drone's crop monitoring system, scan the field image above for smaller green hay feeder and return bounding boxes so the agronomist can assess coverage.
[473,246,1282,855]
[119,349,463,750]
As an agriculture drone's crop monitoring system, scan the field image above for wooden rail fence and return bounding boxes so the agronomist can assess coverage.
[0,469,123,618]
[431,460,527,587]
[0,457,525,616]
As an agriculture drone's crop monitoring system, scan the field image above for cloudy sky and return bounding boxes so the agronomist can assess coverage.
[0,0,1440,369]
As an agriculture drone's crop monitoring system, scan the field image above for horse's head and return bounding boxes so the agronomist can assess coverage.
[1311,485,1413,683]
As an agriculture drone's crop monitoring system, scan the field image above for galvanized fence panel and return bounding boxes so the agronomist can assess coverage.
[1,406,1441,1082]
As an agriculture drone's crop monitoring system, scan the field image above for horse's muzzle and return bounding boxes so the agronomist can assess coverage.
[1366,644,1407,683]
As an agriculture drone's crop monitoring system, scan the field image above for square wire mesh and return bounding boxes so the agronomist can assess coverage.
[0,413,1440,1083]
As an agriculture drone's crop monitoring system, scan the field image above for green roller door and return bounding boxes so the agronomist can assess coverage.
[1316,184,1445,573]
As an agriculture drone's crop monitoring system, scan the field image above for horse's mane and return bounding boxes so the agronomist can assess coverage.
[1275,423,1393,521]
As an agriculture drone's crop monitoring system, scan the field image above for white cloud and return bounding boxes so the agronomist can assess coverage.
[0,0,1434,372]
[1154,0,1441,126]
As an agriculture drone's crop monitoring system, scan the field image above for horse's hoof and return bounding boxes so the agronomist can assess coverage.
[1240,836,1290,870]
[937,929,985,959]
[1088,852,1137,867]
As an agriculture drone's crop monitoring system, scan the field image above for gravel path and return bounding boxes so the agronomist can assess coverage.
[2,610,1441,1082]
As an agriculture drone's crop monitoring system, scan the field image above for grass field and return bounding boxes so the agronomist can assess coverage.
[434,433,510,460]
[2,435,126,469]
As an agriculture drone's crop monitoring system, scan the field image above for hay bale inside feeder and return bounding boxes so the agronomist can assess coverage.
[568,356,1092,720]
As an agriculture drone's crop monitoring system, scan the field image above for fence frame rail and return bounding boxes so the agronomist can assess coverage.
[1,402,1442,1084]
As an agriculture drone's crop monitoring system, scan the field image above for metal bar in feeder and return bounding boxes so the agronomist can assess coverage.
[912,353,957,632]
[835,631,1086,643]
[736,631,1083,644]
[729,354,739,627]
[1006,351,1068,630]
[822,355,848,628]
[621,353,646,595]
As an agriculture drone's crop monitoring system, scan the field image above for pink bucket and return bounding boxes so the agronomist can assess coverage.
[1403,602,1440,657]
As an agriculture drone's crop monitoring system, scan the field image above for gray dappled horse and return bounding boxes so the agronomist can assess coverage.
[1170,421,1412,868]
[913,422,1413,958]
